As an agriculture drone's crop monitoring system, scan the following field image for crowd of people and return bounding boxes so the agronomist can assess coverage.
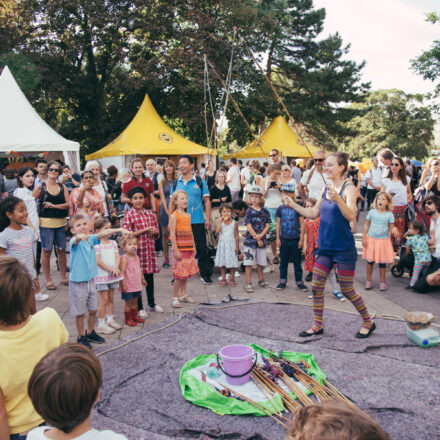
[0,147,438,439]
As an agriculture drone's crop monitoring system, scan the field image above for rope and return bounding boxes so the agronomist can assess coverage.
[203,54,217,157]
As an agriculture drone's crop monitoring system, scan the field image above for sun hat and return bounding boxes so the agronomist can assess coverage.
[247,185,263,195]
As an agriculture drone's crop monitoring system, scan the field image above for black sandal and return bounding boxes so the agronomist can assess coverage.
[355,322,376,339]
[299,328,324,337]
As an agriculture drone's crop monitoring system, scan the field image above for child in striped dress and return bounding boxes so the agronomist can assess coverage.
[169,190,198,308]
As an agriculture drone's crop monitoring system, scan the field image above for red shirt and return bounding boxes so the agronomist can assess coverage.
[121,176,154,209]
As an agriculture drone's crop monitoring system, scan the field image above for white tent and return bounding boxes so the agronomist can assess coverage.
[0,66,80,171]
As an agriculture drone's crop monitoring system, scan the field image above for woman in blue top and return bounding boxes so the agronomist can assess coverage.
[286,152,375,339]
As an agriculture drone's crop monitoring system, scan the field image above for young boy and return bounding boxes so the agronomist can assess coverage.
[243,185,271,293]
[27,343,128,439]
[275,183,308,292]
[122,187,163,317]
[69,214,128,348]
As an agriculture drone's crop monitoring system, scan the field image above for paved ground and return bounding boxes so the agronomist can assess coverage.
[35,211,440,345]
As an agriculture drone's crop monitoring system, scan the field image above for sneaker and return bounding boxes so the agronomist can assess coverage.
[96,322,115,335]
[258,279,269,288]
[86,330,105,344]
[106,318,122,330]
[77,334,92,349]
[308,293,313,299]
[156,251,163,257]
[305,272,313,282]
[138,309,148,319]
[333,290,345,301]
[263,265,273,274]
[162,259,170,268]
[35,292,49,301]
[297,283,309,292]
[201,276,212,285]
[149,305,164,313]
[245,283,254,293]
[275,283,286,290]
[405,285,415,291]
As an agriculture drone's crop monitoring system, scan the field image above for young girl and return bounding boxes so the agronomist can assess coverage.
[169,190,198,308]
[362,191,396,291]
[406,220,431,291]
[0,197,39,313]
[119,233,147,326]
[215,203,239,286]
[94,217,123,334]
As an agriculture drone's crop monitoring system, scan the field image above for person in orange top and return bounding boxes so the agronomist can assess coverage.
[169,190,198,308]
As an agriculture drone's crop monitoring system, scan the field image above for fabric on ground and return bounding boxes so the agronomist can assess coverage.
[94,303,440,440]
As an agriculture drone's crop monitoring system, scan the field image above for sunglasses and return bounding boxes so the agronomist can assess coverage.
[425,201,434,206]
[48,168,60,173]
[83,175,94,180]
[433,162,439,166]
[315,158,325,162]
[269,153,278,157]
[391,163,401,167]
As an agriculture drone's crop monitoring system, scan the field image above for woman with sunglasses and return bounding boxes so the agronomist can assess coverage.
[37,161,70,290]
[69,170,105,233]
[381,156,412,250]
[424,159,440,196]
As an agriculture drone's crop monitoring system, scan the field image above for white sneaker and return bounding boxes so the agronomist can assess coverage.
[96,323,115,335]
[263,265,273,274]
[35,293,49,301]
[106,318,122,330]
[156,251,163,257]
[138,309,148,319]
[149,305,164,313]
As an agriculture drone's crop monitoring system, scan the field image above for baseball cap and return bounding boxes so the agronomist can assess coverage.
[247,185,263,195]
[281,183,296,193]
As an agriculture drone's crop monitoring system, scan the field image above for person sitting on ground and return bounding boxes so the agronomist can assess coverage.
[286,398,391,440]
[27,343,127,440]
[0,256,68,440]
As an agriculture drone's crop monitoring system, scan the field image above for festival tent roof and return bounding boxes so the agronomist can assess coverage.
[0,66,80,171]
[224,116,320,159]
[86,94,210,160]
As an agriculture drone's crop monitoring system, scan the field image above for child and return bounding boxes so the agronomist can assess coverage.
[362,191,396,291]
[69,214,128,348]
[287,398,391,440]
[275,183,308,291]
[302,198,345,301]
[214,203,239,286]
[0,196,39,313]
[169,190,198,307]
[122,186,163,316]
[94,217,123,334]
[119,233,146,326]
[0,256,68,440]
[243,185,271,293]
[405,219,431,291]
[27,343,127,440]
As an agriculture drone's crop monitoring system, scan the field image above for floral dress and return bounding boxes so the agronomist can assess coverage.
[214,220,239,268]
[70,188,104,233]
[304,217,320,272]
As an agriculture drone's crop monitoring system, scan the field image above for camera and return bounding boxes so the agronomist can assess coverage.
[270,181,277,188]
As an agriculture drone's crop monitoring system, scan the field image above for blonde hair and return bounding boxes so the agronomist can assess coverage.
[170,190,188,215]
[215,170,227,185]
[372,191,393,211]
[119,233,137,249]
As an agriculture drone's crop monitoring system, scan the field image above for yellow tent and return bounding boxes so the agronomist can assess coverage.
[224,116,319,159]
[86,94,210,160]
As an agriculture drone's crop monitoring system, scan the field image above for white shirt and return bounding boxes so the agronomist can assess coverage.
[366,166,383,190]
[227,165,241,191]
[382,178,408,206]
[93,181,109,216]
[264,178,283,209]
[430,216,440,259]
[300,168,325,200]
[13,187,39,233]
[27,427,127,440]
[291,166,302,185]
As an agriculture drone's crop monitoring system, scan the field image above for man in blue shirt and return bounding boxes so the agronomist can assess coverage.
[171,155,213,284]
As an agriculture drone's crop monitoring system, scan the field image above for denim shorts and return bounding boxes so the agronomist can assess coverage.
[40,226,67,251]
[121,290,141,301]
[96,282,119,291]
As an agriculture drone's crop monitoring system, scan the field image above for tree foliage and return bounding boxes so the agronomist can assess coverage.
[341,89,434,160]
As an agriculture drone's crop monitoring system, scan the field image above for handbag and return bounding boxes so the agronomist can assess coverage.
[102,181,120,228]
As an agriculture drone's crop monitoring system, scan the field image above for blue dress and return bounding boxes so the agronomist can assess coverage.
[159,180,175,228]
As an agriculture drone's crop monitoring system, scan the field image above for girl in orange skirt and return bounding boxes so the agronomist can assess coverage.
[169,190,199,308]
[362,191,398,291]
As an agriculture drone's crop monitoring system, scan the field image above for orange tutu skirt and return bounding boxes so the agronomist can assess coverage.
[362,236,395,264]
[172,250,199,280]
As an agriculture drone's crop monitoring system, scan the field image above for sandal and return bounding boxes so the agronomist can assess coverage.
[171,297,181,308]
[272,256,280,265]
[46,283,56,291]
[179,295,196,303]
[229,279,236,287]
[220,280,227,287]
[60,280,69,286]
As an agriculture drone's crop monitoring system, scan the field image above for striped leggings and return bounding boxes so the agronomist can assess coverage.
[312,255,373,332]
[410,261,430,286]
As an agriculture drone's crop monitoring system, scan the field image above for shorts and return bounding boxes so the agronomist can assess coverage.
[69,280,97,316]
[121,290,141,301]
[40,226,67,251]
[243,245,267,267]
[96,282,119,291]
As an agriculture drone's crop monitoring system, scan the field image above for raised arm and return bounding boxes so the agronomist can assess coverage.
[283,193,322,219]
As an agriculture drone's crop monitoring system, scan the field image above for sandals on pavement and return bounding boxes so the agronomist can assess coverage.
[46,283,56,290]
[179,295,196,303]
[220,280,227,287]
[171,297,181,308]
[229,279,236,287]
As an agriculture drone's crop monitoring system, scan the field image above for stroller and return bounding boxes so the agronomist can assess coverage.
[391,235,414,278]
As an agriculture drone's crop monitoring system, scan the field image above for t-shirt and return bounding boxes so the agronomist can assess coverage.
[366,166,383,189]
[121,176,154,209]
[300,168,325,200]
[94,240,123,284]
[69,234,99,282]
[382,178,408,206]
[366,209,395,239]
[407,234,431,264]
[429,216,440,259]
[27,427,127,440]
[244,206,271,248]
[276,205,301,239]
[0,226,37,279]
[291,166,302,185]
[0,308,68,435]
[209,184,231,208]
[13,187,39,233]
[227,165,241,191]
[264,179,283,209]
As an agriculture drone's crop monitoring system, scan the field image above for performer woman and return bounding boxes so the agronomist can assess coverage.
[285,152,375,339]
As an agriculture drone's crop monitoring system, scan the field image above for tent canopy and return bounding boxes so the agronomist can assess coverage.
[86,94,209,160]
[0,66,80,170]
[224,116,319,159]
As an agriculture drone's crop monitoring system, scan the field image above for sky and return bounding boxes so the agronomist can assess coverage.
[313,0,439,95]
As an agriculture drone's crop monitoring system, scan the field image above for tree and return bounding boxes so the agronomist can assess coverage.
[341,89,434,160]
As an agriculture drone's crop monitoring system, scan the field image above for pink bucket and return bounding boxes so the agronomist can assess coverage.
[217,344,256,385]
